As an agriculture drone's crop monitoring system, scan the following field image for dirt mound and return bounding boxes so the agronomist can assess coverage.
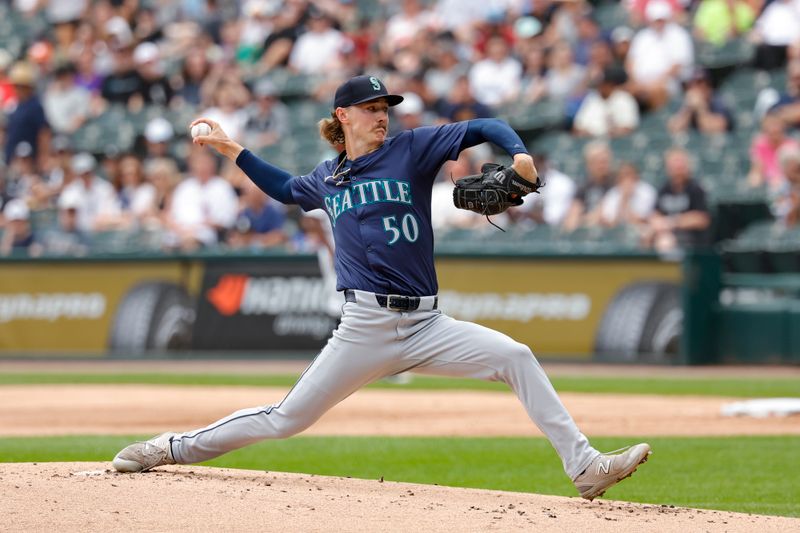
[1,463,796,532]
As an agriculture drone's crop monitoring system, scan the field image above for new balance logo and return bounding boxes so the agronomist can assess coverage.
[596,459,612,475]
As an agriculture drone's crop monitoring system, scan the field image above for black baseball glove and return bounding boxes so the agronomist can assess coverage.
[452,163,543,216]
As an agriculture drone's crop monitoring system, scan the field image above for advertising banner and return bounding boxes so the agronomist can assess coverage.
[0,255,681,358]
[0,262,194,354]
[436,259,682,357]
[192,260,336,351]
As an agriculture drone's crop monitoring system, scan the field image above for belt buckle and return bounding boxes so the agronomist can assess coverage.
[386,294,409,311]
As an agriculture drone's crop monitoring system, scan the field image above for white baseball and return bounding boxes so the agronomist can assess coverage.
[191,122,212,138]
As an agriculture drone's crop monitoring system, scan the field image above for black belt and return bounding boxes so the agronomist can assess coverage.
[344,289,437,311]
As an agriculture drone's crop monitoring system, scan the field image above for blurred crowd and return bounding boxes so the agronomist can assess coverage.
[1,0,799,258]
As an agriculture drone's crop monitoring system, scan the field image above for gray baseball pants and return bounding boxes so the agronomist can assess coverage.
[170,289,599,480]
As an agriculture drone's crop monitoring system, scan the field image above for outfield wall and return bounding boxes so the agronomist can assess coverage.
[0,251,685,360]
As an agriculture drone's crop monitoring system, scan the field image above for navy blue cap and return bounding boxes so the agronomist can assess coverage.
[333,75,404,109]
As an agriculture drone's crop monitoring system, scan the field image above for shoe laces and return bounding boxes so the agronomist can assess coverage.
[138,440,167,460]
[599,445,632,456]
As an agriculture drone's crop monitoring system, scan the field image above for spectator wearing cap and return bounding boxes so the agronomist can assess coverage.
[288,6,349,74]
[747,113,800,190]
[57,152,121,232]
[47,187,90,256]
[610,26,634,71]
[599,161,657,228]
[751,0,800,71]
[133,42,174,107]
[434,75,494,122]
[166,146,238,250]
[667,68,734,134]
[226,179,287,250]
[626,0,686,27]
[143,117,175,163]
[468,35,522,108]
[562,140,615,232]
[573,67,639,138]
[0,199,42,257]
[626,0,694,109]
[100,19,146,110]
[772,145,800,227]
[693,0,756,47]
[391,92,430,134]
[4,61,51,169]
[43,62,92,134]
[244,79,291,150]
[643,148,711,254]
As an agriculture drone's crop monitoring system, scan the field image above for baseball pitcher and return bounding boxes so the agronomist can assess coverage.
[113,75,650,501]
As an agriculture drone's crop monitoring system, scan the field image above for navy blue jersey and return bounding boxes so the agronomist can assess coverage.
[291,122,468,296]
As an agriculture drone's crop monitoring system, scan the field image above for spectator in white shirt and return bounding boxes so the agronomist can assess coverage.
[626,0,694,109]
[201,82,250,144]
[468,35,523,108]
[543,41,586,102]
[599,162,657,228]
[751,0,800,70]
[42,62,91,134]
[167,147,238,250]
[58,152,121,233]
[573,66,639,137]
[288,8,349,74]
[515,154,576,227]
[383,0,441,55]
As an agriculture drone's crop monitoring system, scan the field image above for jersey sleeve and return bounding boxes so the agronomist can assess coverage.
[290,164,328,212]
[408,122,469,180]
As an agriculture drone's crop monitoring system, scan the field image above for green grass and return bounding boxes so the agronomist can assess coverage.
[1,435,797,517]
[0,372,798,398]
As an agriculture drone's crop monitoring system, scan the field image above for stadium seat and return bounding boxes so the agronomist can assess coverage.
[28,208,58,232]
[593,1,629,31]
[695,38,755,69]
[720,68,771,109]
[501,99,566,133]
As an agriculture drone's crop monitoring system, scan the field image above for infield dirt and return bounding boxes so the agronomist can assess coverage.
[1,384,797,437]
[2,361,798,531]
[2,462,798,532]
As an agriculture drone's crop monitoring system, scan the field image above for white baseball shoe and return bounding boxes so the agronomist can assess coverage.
[573,443,651,501]
[112,432,178,473]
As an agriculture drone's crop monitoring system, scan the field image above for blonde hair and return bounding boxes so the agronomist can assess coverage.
[318,112,345,147]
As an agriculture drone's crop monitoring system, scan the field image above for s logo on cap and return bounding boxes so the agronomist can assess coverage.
[369,76,381,91]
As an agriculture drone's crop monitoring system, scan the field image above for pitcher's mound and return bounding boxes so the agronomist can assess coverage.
[1,463,795,532]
